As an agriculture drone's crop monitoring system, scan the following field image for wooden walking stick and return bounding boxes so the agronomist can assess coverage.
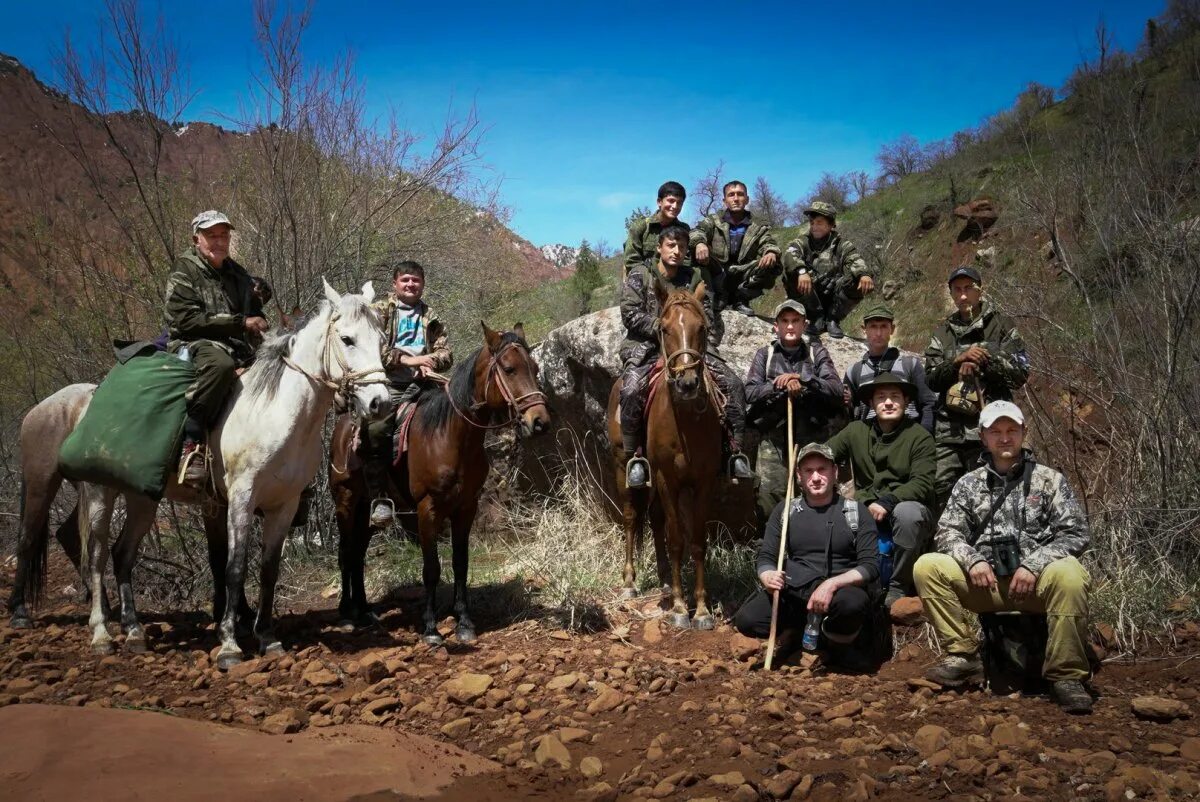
[764,396,797,671]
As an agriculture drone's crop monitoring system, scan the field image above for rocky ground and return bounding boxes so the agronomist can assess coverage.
[2,557,1200,801]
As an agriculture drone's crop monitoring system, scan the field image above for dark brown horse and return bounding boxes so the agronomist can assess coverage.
[330,323,550,644]
[606,280,722,629]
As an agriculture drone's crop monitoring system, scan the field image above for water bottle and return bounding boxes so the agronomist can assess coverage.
[878,522,894,590]
[177,345,191,362]
[802,611,824,652]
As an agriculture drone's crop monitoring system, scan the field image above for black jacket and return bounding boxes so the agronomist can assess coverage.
[756,494,880,589]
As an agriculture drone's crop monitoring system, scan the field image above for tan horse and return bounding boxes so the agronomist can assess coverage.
[606,280,722,629]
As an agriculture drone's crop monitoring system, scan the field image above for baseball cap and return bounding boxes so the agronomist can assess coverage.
[861,303,894,322]
[979,400,1025,429]
[772,299,807,319]
[947,265,982,286]
[795,442,835,465]
[192,210,234,233]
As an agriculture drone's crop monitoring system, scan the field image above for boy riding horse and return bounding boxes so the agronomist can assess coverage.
[618,226,753,487]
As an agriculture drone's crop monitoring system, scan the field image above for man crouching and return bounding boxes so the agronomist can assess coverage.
[914,400,1093,713]
[734,443,879,662]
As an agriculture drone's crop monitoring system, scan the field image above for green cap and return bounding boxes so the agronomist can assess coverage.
[772,299,807,319]
[795,442,835,466]
[862,371,916,400]
[804,201,838,221]
[861,303,894,322]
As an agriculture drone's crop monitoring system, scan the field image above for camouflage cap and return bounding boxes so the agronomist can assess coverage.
[772,299,807,319]
[192,210,234,233]
[804,201,838,221]
[860,303,894,322]
[795,442,835,466]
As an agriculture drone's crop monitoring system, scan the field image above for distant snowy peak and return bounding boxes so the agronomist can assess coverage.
[540,244,579,270]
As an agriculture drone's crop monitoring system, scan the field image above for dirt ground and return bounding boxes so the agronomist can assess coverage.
[3,555,1200,801]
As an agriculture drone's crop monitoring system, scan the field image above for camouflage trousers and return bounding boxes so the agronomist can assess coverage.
[914,553,1092,681]
[934,439,983,512]
[789,272,864,323]
[709,263,780,344]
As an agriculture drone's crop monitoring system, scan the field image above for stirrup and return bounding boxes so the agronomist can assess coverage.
[625,456,651,489]
[726,453,756,486]
[177,444,209,487]
[368,497,395,528]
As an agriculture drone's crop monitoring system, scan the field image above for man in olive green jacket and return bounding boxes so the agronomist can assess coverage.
[164,210,269,488]
[623,181,690,275]
[691,180,781,314]
[781,201,876,339]
[826,373,936,607]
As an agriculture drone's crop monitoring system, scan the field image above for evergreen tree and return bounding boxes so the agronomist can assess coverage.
[572,240,604,317]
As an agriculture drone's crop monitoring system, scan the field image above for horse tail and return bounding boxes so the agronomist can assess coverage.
[22,476,52,606]
[76,483,92,597]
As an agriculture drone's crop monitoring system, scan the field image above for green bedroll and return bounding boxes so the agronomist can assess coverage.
[59,347,196,500]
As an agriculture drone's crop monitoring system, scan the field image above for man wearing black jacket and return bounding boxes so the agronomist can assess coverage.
[734,443,880,651]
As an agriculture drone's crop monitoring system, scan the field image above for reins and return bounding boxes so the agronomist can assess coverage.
[433,340,547,431]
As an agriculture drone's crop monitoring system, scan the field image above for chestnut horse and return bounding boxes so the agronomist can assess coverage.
[330,323,550,645]
[606,280,722,629]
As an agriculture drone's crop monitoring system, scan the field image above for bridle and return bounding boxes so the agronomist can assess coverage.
[437,339,547,430]
[282,307,388,400]
[657,297,707,388]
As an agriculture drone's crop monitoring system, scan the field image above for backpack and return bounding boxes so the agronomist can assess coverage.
[825,500,893,672]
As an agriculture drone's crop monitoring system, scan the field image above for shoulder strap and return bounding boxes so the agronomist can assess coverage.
[842,497,859,534]
[765,343,776,376]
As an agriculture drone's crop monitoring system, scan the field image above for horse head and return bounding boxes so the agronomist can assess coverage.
[481,322,551,438]
[321,278,391,421]
[654,278,708,401]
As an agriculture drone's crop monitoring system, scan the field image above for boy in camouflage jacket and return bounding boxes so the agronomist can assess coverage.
[780,201,876,339]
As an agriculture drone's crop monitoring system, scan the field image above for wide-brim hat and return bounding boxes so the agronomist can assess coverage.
[863,371,916,400]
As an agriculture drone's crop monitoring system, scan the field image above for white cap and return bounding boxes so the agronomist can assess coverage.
[191,210,234,233]
[979,400,1025,429]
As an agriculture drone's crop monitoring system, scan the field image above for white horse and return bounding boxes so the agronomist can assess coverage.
[43,278,388,669]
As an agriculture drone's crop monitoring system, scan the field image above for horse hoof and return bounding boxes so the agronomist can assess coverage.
[422,633,444,647]
[692,615,716,631]
[455,626,477,644]
[618,587,636,601]
[261,642,286,657]
[356,611,383,629]
[10,615,32,630]
[216,651,244,671]
[668,612,692,630]
[124,637,148,654]
[92,640,115,656]
[336,619,357,633]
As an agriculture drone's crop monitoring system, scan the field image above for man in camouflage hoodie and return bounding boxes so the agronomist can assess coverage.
[781,201,876,339]
[164,210,269,488]
[618,226,752,488]
[914,401,1093,714]
[690,180,782,340]
[924,266,1030,509]
[623,181,690,275]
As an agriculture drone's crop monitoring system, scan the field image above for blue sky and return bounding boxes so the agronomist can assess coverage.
[1,1,1163,248]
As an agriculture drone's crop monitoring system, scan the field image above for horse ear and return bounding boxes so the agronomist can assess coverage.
[481,320,503,353]
[361,281,376,304]
[694,281,707,303]
[513,322,526,342]
[653,276,670,310]
[322,276,341,306]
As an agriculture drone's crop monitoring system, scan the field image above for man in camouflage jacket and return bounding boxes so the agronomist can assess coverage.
[691,180,782,341]
[914,401,1093,714]
[164,210,269,487]
[924,266,1029,509]
[618,226,752,487]
[781,201,876,339]
[623,181,690,275]
[362,259,453,527]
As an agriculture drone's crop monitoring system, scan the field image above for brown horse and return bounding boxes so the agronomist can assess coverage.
[606,280,723,630]
[330,323,550,644]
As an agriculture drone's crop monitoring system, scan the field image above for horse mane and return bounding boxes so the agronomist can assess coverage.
[416,331,525,432]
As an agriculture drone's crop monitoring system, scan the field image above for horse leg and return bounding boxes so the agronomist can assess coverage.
[110,496,158,653]
[688,496,715,631]
[659,495,691,630]
[204,507,254,636]
[57,504,113,619]
[83,487,118,655]
[337,495,377,630]
[450,501,478,643]
[8,476,58,629]
[417,498,444,646]
[216,494,254,670]
[649,499,671,597]
[620,491,647,600]
[253,505,297,657]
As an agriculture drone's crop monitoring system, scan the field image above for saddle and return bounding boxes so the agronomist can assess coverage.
[392,401,419,467]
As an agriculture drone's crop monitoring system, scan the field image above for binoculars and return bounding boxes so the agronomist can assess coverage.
[989,537,1022,577]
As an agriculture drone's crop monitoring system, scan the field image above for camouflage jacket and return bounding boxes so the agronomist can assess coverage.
[781,230,873,288]
[619,261,714,364]
[372,294,453,384]
[623,211,691,274]
[689,209,781,276]
[164,246,260,362]
[936,451,1090,576]
[923,301,1030,443]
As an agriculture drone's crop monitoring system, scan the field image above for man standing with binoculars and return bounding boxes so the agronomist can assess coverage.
[913,401,1094,713]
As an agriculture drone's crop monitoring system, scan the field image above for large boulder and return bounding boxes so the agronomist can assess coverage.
[522,306,915,535]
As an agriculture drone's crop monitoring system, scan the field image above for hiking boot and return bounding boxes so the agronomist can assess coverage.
[625,456,650,489]
[1050,679,1094,714]
[178,440,209,489]
[826,318,845,339]
[369,497,395,529]
[728,452,755,481]
[730,302,756,317]
[805,318,825,337]
[884,588,905,610]
[925,653,984,688]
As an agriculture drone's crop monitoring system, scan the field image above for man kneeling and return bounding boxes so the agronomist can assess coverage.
[914,401,1093,713]
[735,443,879,661]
